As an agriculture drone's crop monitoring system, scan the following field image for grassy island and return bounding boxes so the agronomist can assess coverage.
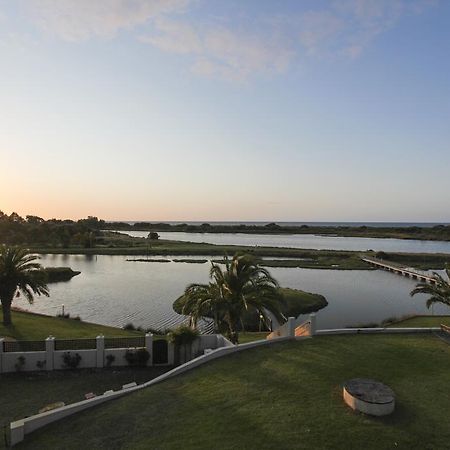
[44,267,81,282]
[1,213,449,270]
[29,232,450,270]
[173,287,328,332]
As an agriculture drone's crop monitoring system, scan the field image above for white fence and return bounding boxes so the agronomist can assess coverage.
[0,334,228,374]
[8,314,441,446]
[8,333,297,446]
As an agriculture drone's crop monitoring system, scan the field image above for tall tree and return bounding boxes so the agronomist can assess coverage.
[410,268,450,309]
[0,247,49,326]
[178,254,284,344]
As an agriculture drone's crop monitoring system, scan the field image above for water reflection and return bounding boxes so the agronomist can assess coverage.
[118,230,450,254]
[14,254,449,332]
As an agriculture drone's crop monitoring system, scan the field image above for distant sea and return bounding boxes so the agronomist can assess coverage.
[109,221,450,228]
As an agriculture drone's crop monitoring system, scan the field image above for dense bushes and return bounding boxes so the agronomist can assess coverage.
[0,211,104,247]
[125,349,150,367]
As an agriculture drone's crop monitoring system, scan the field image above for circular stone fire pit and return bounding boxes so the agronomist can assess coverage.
[343,378,395,416]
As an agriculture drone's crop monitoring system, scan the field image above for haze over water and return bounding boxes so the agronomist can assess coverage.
[117,230,450,254]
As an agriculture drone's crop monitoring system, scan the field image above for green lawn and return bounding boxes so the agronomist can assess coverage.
[0,310,144,340]
[388,315,450,328]
[238,332,269,343]
[17,334,450,449]
[0,366,170,449]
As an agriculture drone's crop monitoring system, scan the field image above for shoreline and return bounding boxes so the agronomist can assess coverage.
[28,240,450,270]
[102,223,450,242]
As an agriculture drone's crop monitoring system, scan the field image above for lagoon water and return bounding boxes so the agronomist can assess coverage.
[117,230,450,254]
[15,254,449,333]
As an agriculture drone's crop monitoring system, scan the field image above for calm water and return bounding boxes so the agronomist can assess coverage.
[14,254,449,332]
[118,230,450,254]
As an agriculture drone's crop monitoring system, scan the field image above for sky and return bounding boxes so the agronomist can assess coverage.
[1,0,449,222]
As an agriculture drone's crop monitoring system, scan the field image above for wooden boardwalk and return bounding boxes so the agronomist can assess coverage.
[362,257,438,284]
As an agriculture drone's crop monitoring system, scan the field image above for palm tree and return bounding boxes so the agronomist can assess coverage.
[178,254,284,344]
[0,246,49,326]
[410,267,450,309]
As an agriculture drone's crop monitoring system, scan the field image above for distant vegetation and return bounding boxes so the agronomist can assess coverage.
[103,220,450,241]
[0,211,104,247]
[1,211,449,270]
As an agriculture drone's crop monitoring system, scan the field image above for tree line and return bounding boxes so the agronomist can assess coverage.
[0,212,105,248]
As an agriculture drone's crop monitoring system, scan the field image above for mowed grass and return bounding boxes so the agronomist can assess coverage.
[238,332,269,343]
[388,315,450,328]
[0,366,171,450]
[18,334,450,450]
[0,310,144,340]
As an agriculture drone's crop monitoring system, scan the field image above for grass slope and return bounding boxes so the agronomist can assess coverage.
[0,367,170,450]
[18,334,450,450]
[0,310,143,340]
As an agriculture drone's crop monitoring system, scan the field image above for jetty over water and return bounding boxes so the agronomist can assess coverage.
[362,256,438,284]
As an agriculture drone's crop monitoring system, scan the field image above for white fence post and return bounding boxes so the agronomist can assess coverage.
[0,338,4,373]
[45,336,55,371]
[309,313,317,336]
[96,335,104,368]
[145,333,153,366]
[288,317,296,338]
[168,342,175,365]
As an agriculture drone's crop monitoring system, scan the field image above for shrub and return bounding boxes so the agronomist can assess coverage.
[36,360,46,370]
[62,352,82,369]
[105,354,116,367]
[15,355,26,372]
[123,323,143,331]
[57,312,71,319]
[167,325,199,347]
[168,325,199,364]
[125,348,150,367]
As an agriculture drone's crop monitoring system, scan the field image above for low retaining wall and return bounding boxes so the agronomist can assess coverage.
[8,318,439,446]
[9,333,298,446]
[316,327,440,335]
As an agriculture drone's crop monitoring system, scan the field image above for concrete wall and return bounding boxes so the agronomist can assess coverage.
[0,332,253,376]
[13,315,432,445]
[53,350,97,370]
[104,349,130,367]
[1,334,171,374]
[1,351,47,373]
[9,333,299,446]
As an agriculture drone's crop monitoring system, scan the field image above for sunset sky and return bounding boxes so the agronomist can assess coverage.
[1,0,449,222]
